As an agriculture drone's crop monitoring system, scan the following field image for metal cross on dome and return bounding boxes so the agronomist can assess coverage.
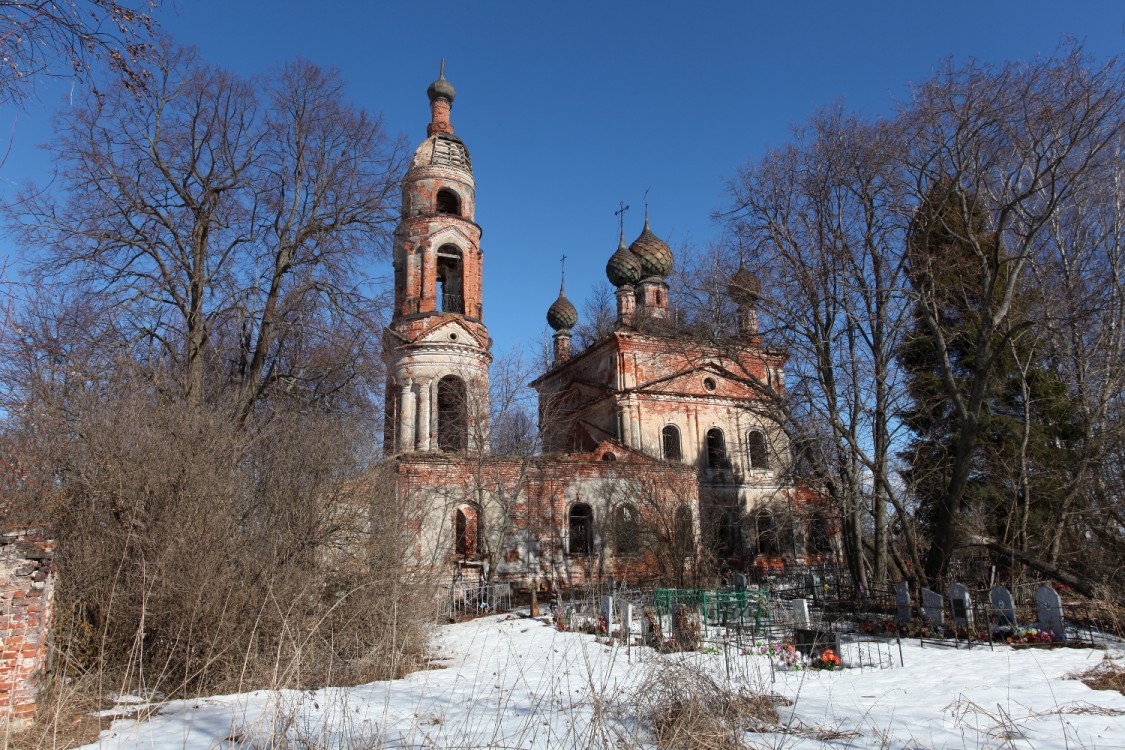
[615,201,630,236]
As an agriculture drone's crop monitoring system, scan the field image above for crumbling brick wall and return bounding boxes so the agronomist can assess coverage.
[0,529,56,726]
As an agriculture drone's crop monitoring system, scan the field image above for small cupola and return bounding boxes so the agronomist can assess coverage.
[547,262,578,364]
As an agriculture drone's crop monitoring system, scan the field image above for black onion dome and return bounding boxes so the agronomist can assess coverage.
[546,290,578,331]
[629,219,674,278]
[728,266,762,305]
[606,232,642,287]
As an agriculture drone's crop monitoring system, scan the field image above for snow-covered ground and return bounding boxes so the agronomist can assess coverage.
[85,612,1125,749]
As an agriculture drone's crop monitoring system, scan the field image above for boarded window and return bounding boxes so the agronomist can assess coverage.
[705,428,726,468]
[437,375,468,451]
[569,503,594,555]
[662,425,682,461]
[747,430,769,469]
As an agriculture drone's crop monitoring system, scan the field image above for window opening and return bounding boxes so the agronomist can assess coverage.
[662,425,682,461]
[569,503,594,555]
[705,428,726,468]
[747,430,769,469]
[436,188,461,215]
[809,514,833,554]
[602,452,617,462]
[437,375,468,451]
[455,506,477,556]
[436,245,464,314]
[757,511,780,555]
[614,504,640,554]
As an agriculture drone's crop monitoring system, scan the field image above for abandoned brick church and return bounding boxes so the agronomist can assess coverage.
[381,68,835,589]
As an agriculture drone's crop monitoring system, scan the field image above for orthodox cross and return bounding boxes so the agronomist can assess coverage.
[615,201,630,236]
[560,254,567,292]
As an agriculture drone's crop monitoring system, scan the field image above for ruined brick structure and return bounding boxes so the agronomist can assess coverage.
[384,68,835,589]
[0,529,56,726]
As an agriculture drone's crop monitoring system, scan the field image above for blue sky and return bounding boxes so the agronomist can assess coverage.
[2,1,1123,361]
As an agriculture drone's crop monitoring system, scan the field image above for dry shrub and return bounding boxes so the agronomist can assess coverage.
[14,381,437,707]
[635,660,782,750]
[1070,655,1125,695]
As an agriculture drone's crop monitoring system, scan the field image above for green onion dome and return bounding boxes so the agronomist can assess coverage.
[628,218,673,278]
[606,232,643,287]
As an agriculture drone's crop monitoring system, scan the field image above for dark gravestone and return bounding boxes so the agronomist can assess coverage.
[990,586,1016,627]
[894,581,911,624]
[794,627,839,658]
[948,583,973,629]
[921,587,944,626]
[1035,585,1065,640]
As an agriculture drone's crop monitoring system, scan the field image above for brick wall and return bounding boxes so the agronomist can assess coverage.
[0,529,56,726]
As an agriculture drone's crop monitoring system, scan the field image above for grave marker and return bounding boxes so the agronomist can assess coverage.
[948,582,973,629]
[894,581,911,624]
[1035,585,1065,640]
[921,587,944,626]
[621,601,633,644]
[599,595,614,634]
[792,598,810,627]
[990,586,1016,626]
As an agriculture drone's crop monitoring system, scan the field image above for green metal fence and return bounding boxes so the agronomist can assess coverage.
[653,587,771,632]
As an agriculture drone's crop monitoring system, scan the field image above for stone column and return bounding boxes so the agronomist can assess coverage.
[397,379,416,452]
[416,377,432,451]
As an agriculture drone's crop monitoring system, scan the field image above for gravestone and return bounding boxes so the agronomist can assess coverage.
[921,587,944,626]
[599,596,615,634]
[620,600,633,644]
[792,598,810,627]
[990,586,1016,626]
[894,581,911,624]
[734,573,748,591]
[1035,585,1065,640]
[794,627,839,658]
[948,582,973,629]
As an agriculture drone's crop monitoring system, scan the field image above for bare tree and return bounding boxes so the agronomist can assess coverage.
[898,46,1125,585]
[0,0,160,106]
[8,44,404,421]
[718,107,915,590]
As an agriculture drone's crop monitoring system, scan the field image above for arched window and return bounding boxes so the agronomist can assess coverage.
[674,504,694,554]
[705,428,727,468]
[455,506,477,557]
[662,425,682,461]
[718,509,742,558]
[436,245,464,314]
[437,375,468,451]
[614,503,640,554]
[809,514,833,554]
[747,430,769,470]
[569,503,594,555]
[602,452,617,462]
[436,188,461,215]
[756,511,780,555]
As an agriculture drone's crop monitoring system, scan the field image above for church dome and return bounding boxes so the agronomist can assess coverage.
[427,74,456,103]
[546,290,578,331]
[629,219,673,278]
[606,233,642,287]
[728,265,761,305]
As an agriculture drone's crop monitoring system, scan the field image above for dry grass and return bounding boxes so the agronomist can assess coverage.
[1068,654,1125,695]
[635,660,785,750]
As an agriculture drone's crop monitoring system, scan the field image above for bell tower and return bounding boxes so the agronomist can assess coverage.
[384,63,491,454]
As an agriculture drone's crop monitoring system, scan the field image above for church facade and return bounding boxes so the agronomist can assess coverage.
[381,69,834,590]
